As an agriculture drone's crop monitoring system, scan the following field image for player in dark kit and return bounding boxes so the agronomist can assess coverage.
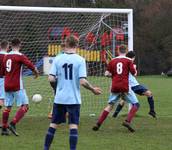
[93,45,140,132]
[1,39,39,136]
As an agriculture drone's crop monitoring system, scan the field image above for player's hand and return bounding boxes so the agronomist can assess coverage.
[33,68,39,79]
[92,87,102,95]
[105,70,112,77]
[133,64,137,76]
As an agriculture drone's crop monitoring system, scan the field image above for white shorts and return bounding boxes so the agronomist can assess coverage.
[0,78,5,99]
[108,88,139,104]
[5,89,29,107]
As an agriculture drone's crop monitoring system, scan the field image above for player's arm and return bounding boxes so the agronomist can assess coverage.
[129,61,136,76]
[21,55,39,78]
[48,58,58,87]
[80,78,102,95]
[104,60,112,77]
[79,58,102,95]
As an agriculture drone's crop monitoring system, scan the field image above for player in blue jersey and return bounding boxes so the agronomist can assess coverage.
[48,43,65,119]
[44,35,102,150]
[113,51,156,118]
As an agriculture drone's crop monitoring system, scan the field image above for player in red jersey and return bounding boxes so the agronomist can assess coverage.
[0,41,9,109]
[1,39,39,136]
[93,45,140,132]
[0,40,9,128]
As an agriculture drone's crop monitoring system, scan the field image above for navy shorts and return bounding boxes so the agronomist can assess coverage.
[51,103,80,125]
[131,85,148,95]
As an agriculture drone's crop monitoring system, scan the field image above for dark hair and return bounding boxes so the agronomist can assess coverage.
[1,40,9,49]
[11,38,21,47]
[119,44,127,54]
[65,35,79,48]
[126,51,135,59]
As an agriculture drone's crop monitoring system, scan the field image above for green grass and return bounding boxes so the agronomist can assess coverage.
[0,75,172,150]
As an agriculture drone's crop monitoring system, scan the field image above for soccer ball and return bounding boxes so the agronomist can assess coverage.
[32,94,42,103]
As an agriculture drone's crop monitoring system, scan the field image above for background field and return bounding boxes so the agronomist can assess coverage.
[0,75,172,150]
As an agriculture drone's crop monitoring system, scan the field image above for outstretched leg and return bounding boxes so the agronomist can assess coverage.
[93,104,113,131]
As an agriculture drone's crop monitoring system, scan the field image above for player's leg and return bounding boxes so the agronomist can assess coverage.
[1,106,11,135]
[92,93,120,131]
[8,89,29,136]
[112,99,125,118]
[1,91,13,135]
[44,104,66,150]
[122,90,140,132]
[0,78,5,128]
[67,104,80,150]
[132,85,156,118]
[143,90,156,118]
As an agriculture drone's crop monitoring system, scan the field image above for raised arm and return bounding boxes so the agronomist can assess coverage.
[21,55,39,78]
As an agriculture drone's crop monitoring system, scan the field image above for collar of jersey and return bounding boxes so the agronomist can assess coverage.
[8,51,22,55]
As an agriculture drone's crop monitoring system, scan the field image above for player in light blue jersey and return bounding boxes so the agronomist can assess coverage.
[44,35,102,150]
[48,43,65,119]
[113,51,156,118]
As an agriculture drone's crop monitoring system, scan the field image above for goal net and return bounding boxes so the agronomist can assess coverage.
[0,6,133,116]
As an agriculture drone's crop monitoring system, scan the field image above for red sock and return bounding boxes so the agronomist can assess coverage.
[12,106,28,125]
[126,105,138,123]
[97,110,110,126]
[2,108,11,128]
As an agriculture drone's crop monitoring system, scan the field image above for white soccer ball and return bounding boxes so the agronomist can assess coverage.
[32,94,42,103]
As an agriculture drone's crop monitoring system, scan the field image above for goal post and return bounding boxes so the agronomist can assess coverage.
[0,6,133,116]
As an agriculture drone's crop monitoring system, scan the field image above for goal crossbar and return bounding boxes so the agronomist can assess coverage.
[0,6,132,13]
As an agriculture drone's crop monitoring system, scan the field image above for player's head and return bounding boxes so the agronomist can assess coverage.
[126,51,135,61]
[11,38,21,50]
[65,35,79,49]
[0,40,9,51]
[119,44,127,54]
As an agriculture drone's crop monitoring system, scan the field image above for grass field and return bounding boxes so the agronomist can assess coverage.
[0,75,172,150]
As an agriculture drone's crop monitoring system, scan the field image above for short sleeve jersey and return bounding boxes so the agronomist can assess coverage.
[49,53,87,104]
[0,51,7,78]
[3,51,35,92]
[129,73,139,87]
[107,56,136,93]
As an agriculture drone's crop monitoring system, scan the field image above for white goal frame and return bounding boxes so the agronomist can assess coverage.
[0,6,133,51]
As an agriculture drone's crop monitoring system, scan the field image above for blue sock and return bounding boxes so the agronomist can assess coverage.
[44,127,56,150]
[147,96,154,111]
[69,129,78,150]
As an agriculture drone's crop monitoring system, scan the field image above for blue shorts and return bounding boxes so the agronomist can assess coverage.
[5,89,29,107]
[108,88,139,105]
[131,85,148,95]
[0,78,5,99]
[51,103,80,125]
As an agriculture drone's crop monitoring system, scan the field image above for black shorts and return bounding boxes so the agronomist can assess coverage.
[51,103,80,125]
[131,85,148,95]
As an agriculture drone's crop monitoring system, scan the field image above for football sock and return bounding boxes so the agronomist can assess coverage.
[2,108,11,128]
[11,106,28,125]
[147,96,154,111]
[97,110,110,126]
[44,127,56,150]
[113,104,124,117]
[69,129,78,150]
[126,103,139,123]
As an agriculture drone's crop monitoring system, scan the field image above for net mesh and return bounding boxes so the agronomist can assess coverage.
[0,8,130,116]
